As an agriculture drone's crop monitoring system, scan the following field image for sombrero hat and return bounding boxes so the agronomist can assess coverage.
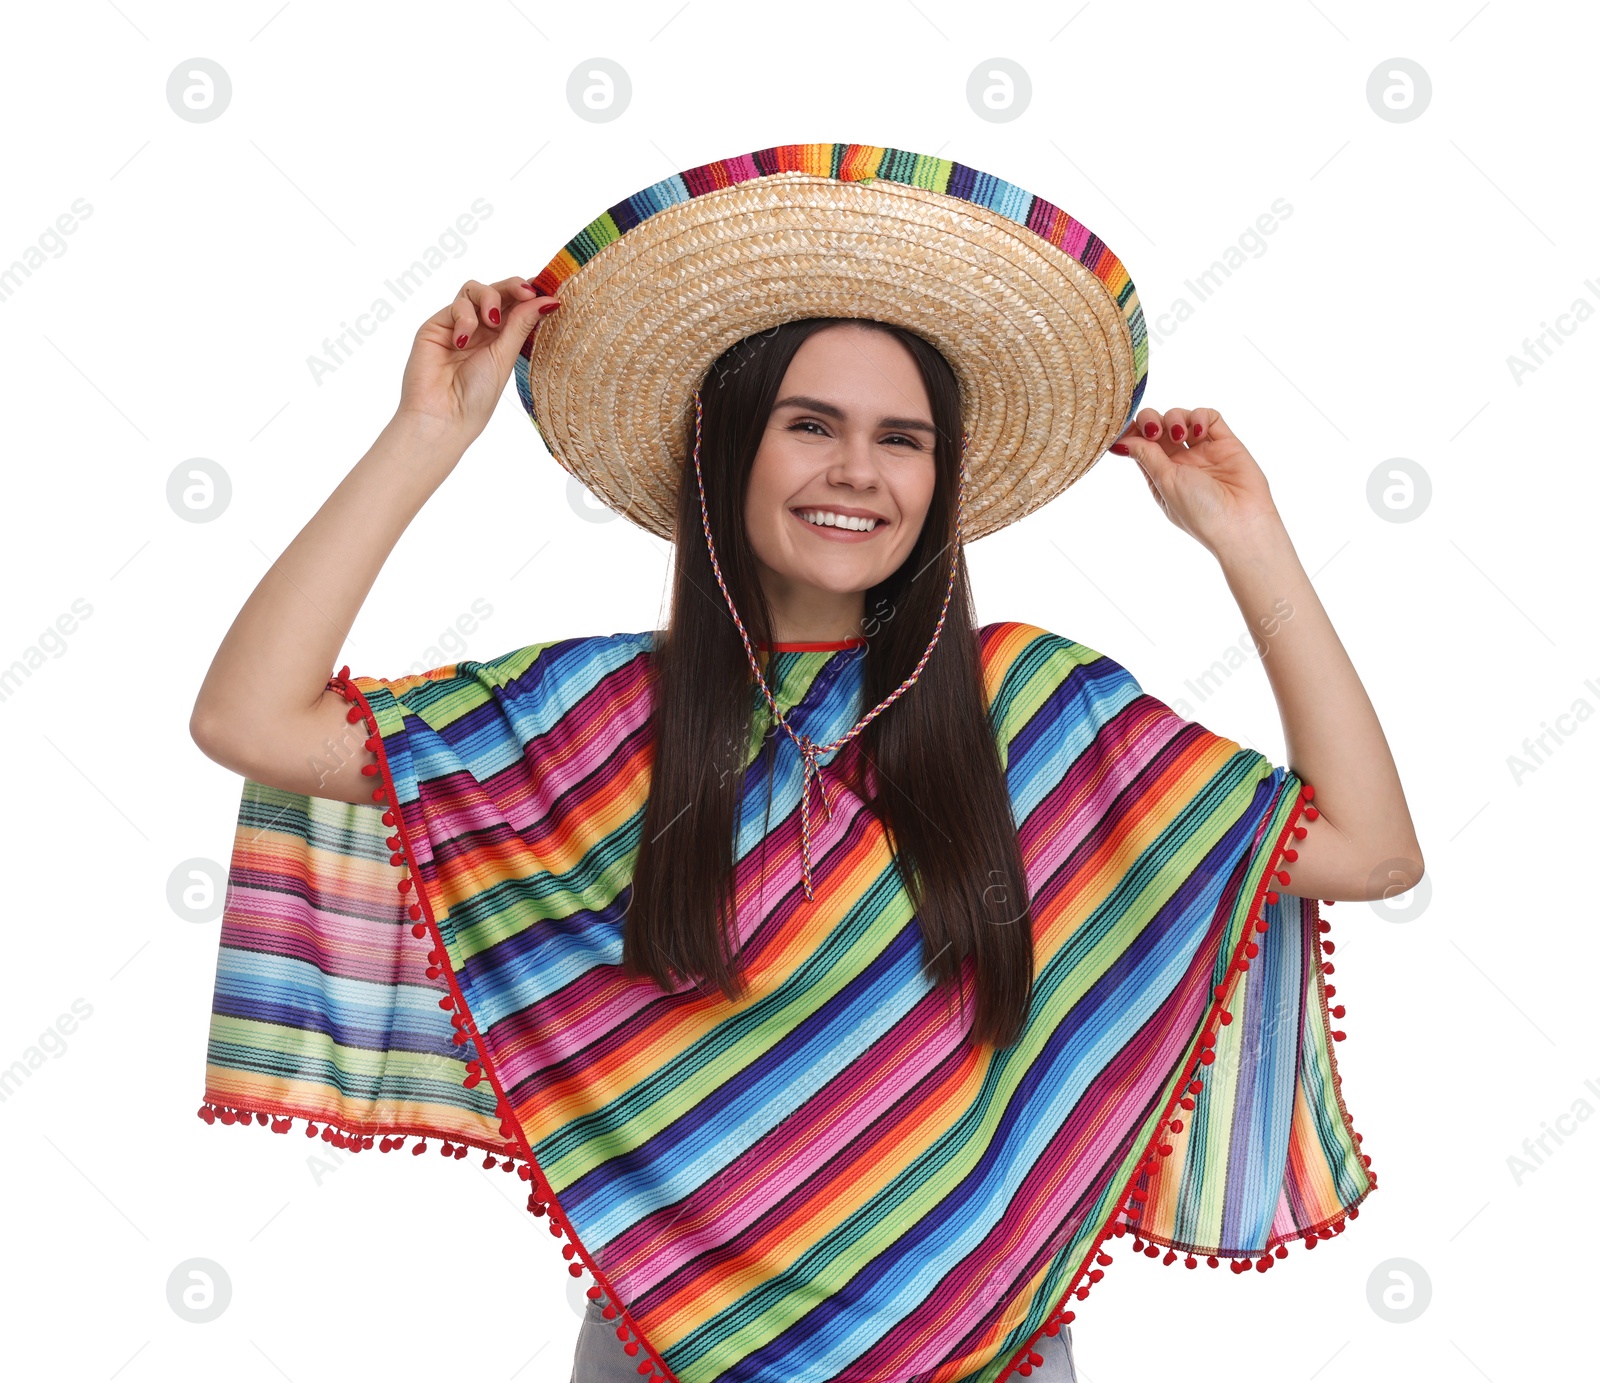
[515,142,1148,543]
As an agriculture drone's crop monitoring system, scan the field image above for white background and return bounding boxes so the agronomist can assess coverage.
[0,2,1591,1380]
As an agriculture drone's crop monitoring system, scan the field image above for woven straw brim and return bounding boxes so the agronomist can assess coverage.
[524,171,1140,543]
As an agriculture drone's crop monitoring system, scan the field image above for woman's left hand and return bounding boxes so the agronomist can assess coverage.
[1111,407,1281,556]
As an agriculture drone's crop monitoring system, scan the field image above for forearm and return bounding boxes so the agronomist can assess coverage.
[1214,514,1423,899]
[191,410,469,740]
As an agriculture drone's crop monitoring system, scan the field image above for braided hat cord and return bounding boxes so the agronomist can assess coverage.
[690,387,967,901]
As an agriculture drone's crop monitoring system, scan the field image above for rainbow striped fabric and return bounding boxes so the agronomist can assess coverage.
[514,142,1149,431]
[201,622,1373,1383]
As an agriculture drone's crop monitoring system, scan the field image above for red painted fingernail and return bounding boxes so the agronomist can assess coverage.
[455,334,469,349]
[1110,443,1130,455]
[1192,422,1203,437]
[1142,422,1159,438]
[521,282,534,291]
[1171,425,1184,440]
[488,307,501,325]
[537,301,561,315]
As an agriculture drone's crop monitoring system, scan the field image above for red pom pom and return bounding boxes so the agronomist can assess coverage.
[1304,805,1319,820]
[412,922,427,938]
[1300,783,1315,801]
[197,1105,216,1124]
[412,1141,427,1156]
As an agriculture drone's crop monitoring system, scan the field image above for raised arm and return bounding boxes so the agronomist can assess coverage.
[1111,406,1425,903]
[189,275,559,803]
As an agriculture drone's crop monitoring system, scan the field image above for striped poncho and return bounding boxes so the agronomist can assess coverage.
[199,621,1375,1383]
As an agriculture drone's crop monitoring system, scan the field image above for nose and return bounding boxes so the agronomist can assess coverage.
[826,429,883,489]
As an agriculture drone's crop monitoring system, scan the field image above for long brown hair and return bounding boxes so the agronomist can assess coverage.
[623,318,1035,1049]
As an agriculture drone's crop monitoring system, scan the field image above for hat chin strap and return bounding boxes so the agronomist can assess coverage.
[689,386,969,901]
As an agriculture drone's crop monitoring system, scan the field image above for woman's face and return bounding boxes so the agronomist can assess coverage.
[742,324,940,623]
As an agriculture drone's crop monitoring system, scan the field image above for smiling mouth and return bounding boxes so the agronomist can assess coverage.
[790,508,887,533]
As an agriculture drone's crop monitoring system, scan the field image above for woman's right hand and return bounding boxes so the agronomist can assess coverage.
[394,275,560,442]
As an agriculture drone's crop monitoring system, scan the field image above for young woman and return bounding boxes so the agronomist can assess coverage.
[191,145,1418,1383]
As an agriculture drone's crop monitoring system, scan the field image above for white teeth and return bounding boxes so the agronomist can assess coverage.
[798,510,879,532]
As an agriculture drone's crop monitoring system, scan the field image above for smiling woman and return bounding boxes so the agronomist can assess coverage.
[189,142,1398,1383]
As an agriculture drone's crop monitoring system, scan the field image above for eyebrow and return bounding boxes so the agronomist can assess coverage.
[771,394,937,435]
